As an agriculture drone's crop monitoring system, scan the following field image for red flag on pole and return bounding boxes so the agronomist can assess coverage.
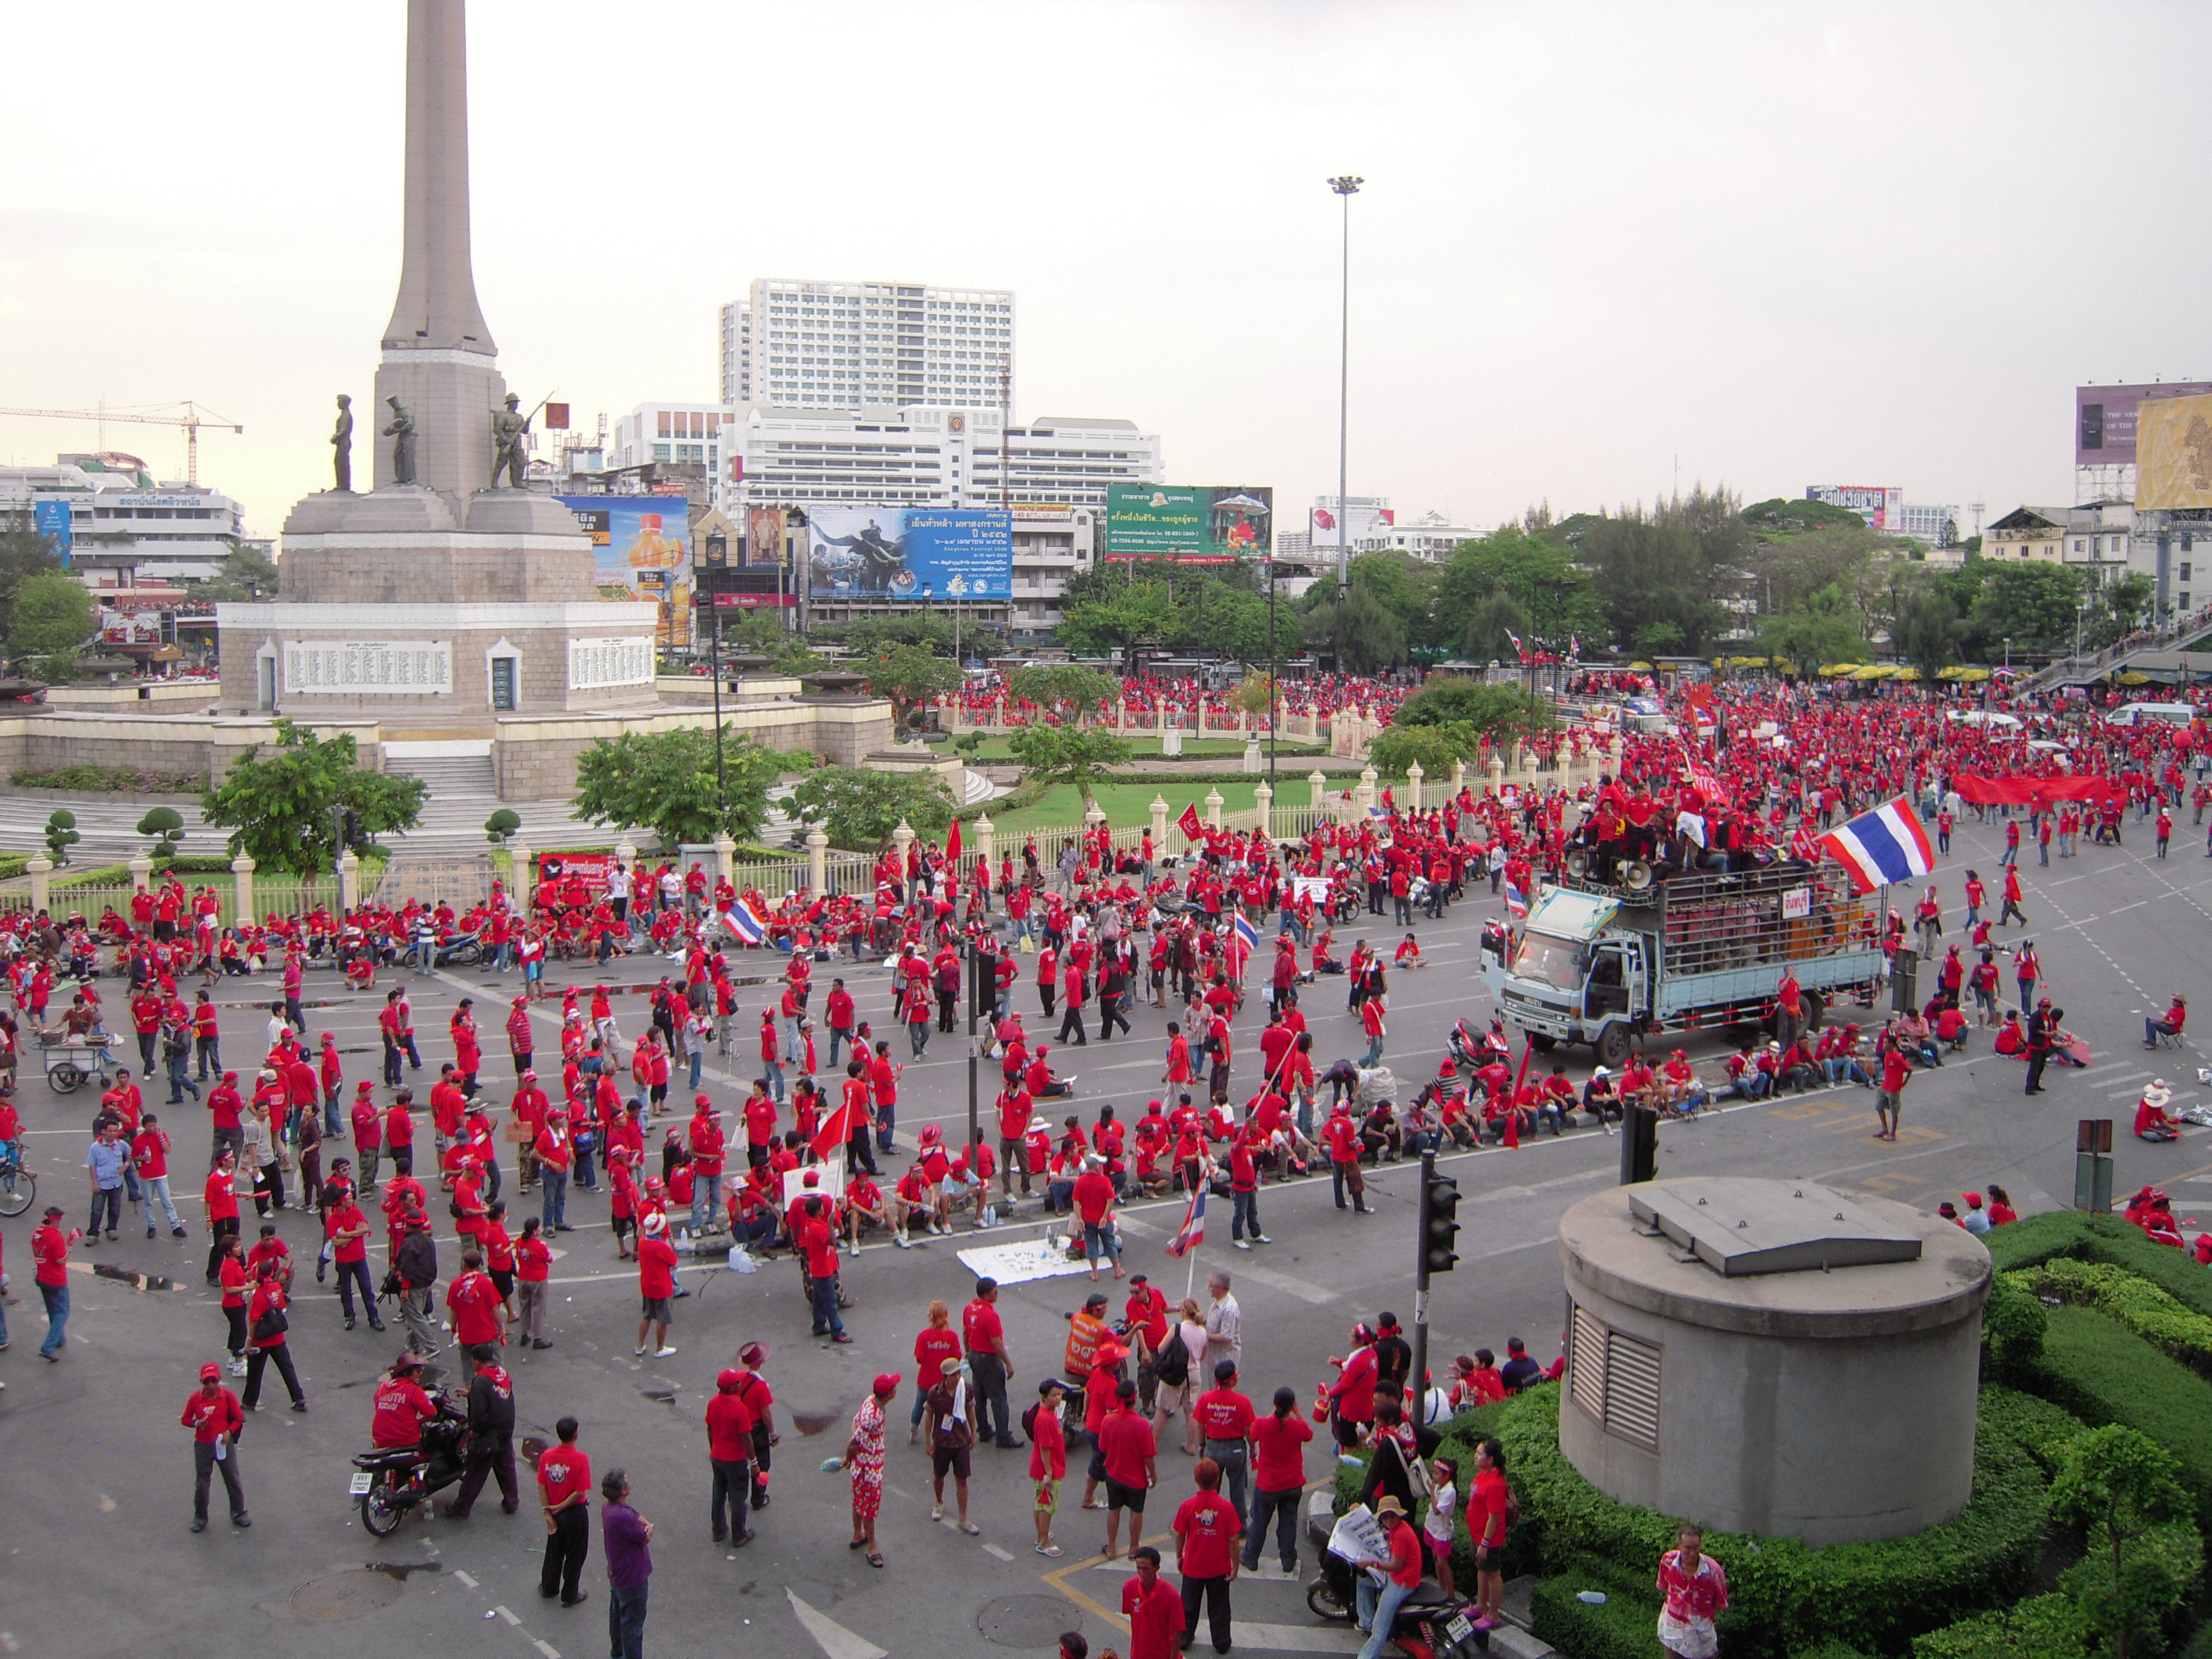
[1178,803,1204,842]
[946,818,963,864]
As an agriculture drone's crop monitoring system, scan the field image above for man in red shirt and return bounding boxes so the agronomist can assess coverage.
[1121,1545,1186,1659]
[537,1416,592,1605]
[686,1095,726,1236]
[1072,1155,1123,1282]
[962,1277,1018,1449]
[1358,1495,1423,1649]
[795,1199,849,1342]
[32,1205,81,1360]
[705,1368,756,1545]
[636,1214,680,1358]
[1875,1043,1912,1142]
[370,1351,439,1447]
[1098,1379,1157,1560]
[1173,1457,1243,1655]
[446,1249,505,1368]
[182,1359,249,1530]
[1193,1361,1257,1528]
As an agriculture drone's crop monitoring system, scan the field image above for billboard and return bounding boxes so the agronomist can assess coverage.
[2135,393,2212,511]
[32,499,73,563]
[746,506,788,568]
[806,509,1011,601]
[1106,485,1273,560]
[2077,382,2212,467]
[1805,485,1903,533]
[1312,497,1393,548]
[557,495,692,649]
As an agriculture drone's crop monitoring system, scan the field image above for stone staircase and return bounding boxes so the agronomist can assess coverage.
[393,753,498,797]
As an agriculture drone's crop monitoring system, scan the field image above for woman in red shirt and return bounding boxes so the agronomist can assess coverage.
[515,1215,554,1349]
[243,1260,306,1411]
[1243,1386,1313,1574]
[1469,1436,1512,1632]
[911,1301,963,1443]
[204,1148,242,1285]
[216,1232,251,1374]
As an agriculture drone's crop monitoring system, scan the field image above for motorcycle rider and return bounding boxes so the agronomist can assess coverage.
[443,1343,520,1518]
[371,1350,439,1449]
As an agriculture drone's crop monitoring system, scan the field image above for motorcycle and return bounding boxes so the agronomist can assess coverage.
[350,1394,472,1535]
[1307,1545,1490,1657]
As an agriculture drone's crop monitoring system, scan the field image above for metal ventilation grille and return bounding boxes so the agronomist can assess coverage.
[1569,1305,1608,1421]
[1603,1330,1663,1451]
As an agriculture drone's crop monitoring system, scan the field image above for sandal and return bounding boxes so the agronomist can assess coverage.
[1080,1499,1108,1511]
[961,1522,981,1536]
[849,1537,868,1549]
[867,1552,885,1569]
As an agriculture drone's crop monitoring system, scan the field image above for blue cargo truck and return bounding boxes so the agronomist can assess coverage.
[1488,864,1889,1068]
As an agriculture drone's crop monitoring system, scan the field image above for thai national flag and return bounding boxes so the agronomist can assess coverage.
[1233,913,1259,953]
[1819,797,1936,894]
[1505,877,1528,919]
[726,898,768,946]
[1167,1186,1207,1258]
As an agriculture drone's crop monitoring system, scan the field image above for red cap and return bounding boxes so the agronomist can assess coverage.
[199,1361,222,1381]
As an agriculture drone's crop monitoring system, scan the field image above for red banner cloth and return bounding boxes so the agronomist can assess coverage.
[1951,773,2120,808]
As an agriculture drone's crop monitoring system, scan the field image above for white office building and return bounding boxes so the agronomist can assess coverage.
[0,457,245,585]
[1899,504,1961,547]
[608,403,736,480]
[1357,509,1476,562]
[718,278,1014,411]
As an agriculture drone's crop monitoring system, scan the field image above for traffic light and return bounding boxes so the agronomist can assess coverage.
[341,806,364,847]
[1422,1173,1461,1275]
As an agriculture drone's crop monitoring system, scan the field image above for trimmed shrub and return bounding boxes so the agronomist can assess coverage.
[1794,1644,1877,1659]
[1975,1385,2090,1476]
[1528,1553,1667,1659]
[2059,1520,2203,1656]
[1985,1211,2212,1321]
[2180,1613,2212,1659]
[2010,1258,2212,1381]
[2026,1307,2212,1528]
[8,764,207,793]
[1498,1387,2047,1659]
[1981,1272,2049,1381]
[152,854,237,875]
[0,852,29,880]
[1908,1592,2093,1659]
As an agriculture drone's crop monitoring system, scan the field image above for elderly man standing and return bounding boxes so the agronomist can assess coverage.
[1203,1272,1242,1381]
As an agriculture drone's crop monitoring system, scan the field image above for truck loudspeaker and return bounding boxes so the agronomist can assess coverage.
[1620,860,1654,891]
[1566,851,1589,877]
[1620,1103,1659,1185]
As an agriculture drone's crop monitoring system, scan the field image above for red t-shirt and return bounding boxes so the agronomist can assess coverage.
[1097,1406,1156,1488]
[1470,1466,1511,1546]
[446,1271,504,1345]
[1193,1387,1255,1443]
[1251,1412,1313,1492]
[706,1390,754,1459]
[1121,1574,1186,1659]
[1173,1489,1242,1578]
[914,1326,963,1392]
[538,1443,591,1508]
[963,1297,1005,1359]
[637,1235,678,1300]
[371,1377,437,1447]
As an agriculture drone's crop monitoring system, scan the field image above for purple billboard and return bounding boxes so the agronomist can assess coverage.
[2076,382,2212,466]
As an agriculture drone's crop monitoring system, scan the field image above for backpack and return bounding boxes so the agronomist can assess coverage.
[1155,1335,1190,1388]
[1021,1400,1042,1442]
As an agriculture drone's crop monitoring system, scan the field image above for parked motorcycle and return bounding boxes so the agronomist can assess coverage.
[350,1394,472,1535]
[1307,1545,1490,1657]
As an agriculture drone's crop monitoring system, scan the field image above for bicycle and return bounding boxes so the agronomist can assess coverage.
[0,1143,36,1219]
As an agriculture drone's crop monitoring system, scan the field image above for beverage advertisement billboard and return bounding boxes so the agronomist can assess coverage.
[805,508,1011,601]
[1106,485,1274,559]
[2134,393,2212,510]
[2077,382,2212,467]
[1805,485,1903,533]
[557,496,692,649]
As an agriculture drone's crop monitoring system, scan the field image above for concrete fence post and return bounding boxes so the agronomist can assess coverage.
[230,854,256,927]
[1150,795,1170,848]
[1203,787,1225,829]
[26,853,51,915]
[1406,761,1424,812]
[1253,782,1273,841]
[806,827,829,895]
[128,853,153,894]
[338,849,361,912]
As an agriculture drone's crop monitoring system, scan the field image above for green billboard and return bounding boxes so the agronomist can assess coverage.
[1105,484,1273,562]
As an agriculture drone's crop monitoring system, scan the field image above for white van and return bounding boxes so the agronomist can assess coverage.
[2110,701,2198,728]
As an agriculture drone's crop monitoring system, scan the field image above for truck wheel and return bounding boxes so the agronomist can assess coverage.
[1528,1034,1557,1053]
[1802,992,1825,1033]
[1593,1025,1631,1068]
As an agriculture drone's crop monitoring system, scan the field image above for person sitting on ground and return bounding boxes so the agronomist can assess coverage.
[2135,1080,2181,1144]
[1898,1009,1942,1068]
[1581,1067,1624,1120]
[1933,1002,1970,1055]
[1774,1038,1820,1094]
[1994,1009,2025,1057]
[1657,1051,1706,1118]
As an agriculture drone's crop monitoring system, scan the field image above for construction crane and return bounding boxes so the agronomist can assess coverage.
[0,400,242,486]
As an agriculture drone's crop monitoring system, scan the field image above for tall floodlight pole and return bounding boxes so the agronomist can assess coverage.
[1329,175,1363,597]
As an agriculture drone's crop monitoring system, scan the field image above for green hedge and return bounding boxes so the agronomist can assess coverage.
[1907,1592,2093,1659]
[0,853,29,880]
[1496,1388,2047,1659]
[2024,1306,2212,1528]
[1985,1212,2212,1321]
[1795,1644,1877,1659]
[8,764,207,792]
[1973,1385,2089,1476]
[1528,1553,1667,1659]
[151,854,238,875]
[2010,1258,2212,1381]
[1979,1274,2049,1382]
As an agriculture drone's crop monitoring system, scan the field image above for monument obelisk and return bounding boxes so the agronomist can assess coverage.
[219,0,661,723]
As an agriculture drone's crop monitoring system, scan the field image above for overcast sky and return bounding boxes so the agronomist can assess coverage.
[5,1,2209,540]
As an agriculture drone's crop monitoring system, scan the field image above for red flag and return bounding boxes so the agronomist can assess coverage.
[946,818,963,864]
[1178,803,1204,842]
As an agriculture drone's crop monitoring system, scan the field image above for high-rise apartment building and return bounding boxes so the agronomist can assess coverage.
[718,278,1014,411]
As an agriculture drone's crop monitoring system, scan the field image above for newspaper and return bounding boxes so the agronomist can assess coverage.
[1328,1502,1395,1584]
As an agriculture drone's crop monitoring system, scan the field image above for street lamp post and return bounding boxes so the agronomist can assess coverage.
[2004,637,2012,676]
[1328,174,1363,596]
[1262,557,1278,793]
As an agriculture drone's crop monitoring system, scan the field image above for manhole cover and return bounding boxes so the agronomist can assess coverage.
[977,1594,1074,1648]
[289,1569,404,1621]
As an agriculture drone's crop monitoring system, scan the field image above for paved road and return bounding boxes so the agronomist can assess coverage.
[3,806,2206,1659]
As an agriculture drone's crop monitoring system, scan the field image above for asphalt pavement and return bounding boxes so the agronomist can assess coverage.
[3,805,2206,1659]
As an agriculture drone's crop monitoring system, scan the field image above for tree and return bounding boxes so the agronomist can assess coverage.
[568,725,788,849]
[1575,488,1743,655]
[137,806,186,859]
[44,808,79,865]
[1007,723,1134,803]
[201,720,428,873]
[1394,678,1557,744]
[862,642,963,732]
[1429,527,1605,657]
[2050,1425,2200,1659]
[787,766,957,851]
[1895,588,1965,682]
[7,572,93,657]
[1756,584,1867,669]
[1057,579,1179,670]
[1370,721,1487,778]
[1632,620,1686,658]
[1969,562,2082,655]
[1459,590,1533,663]
[0,509,63,614]
[188,542,280,603]
[2088,573,2156,648]
[1006,664,1120,720]
[1306,585,1406,672]
[484,808,521,846]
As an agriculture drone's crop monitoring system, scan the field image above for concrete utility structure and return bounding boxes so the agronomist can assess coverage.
[1556,1176,1990,1546]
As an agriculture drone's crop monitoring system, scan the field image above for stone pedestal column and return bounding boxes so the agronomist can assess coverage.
[1203,787,1225,828]
[1115,700,1127,736]
[806,828,829,896]
[1354,769,1377,816]
[129,853,153,893]
[1150,795,1170,849]
[1254,782,1273,841]
[1487,756,1506,794]
[712,834,736,888]
[26,853,51,915]
[507,837,531,898]
[230,854,256,927]
[1084,801,1107,832]
[1309,770,1328,813]
[975,813,996,872]
[339,849,361,911]
[1407,761,1425,812]
[1451,759,1467,795]
[890,820,915,889]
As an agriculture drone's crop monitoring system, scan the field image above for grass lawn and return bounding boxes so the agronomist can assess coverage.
[983,778,1323,836]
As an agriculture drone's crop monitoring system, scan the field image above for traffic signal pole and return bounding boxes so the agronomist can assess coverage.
[1412,1150,1460,1420]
